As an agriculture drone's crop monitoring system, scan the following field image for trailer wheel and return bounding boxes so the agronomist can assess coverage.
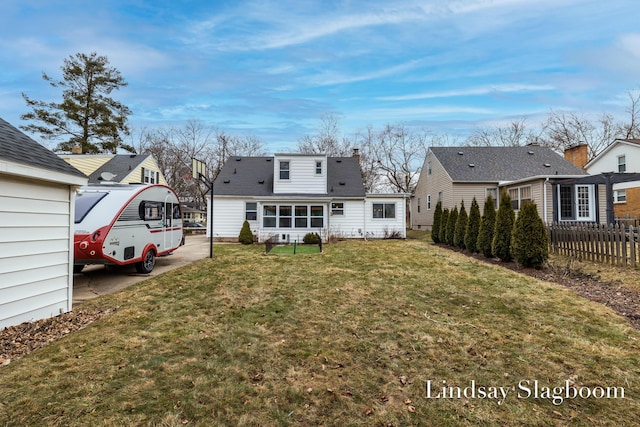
[136,249,156,274]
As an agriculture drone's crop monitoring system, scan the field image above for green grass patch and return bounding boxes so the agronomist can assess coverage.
[1,239,639,426]
[269,244,320,255]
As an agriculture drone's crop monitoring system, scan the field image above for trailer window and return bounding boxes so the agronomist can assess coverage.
[139,201,163,221]
[75,192,108,223]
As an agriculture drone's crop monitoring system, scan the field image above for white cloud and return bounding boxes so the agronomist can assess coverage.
[379,84,555,101]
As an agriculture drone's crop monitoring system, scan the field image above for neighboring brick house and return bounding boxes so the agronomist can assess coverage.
[411,145,588,229]
[583,139,640,221]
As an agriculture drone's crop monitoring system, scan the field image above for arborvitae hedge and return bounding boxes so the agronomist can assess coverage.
[446,206,458,246]
[432,201,442,243]
[477,195,496,258]
[492,191,515,261]
[238,220,254,244]
[465,197,481,253]
[454,200,467,249]
[511,201,549,268]
[439,208,449,244]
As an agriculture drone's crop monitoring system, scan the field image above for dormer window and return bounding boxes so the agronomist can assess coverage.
[315,160,322,175]
[279,161,290,180]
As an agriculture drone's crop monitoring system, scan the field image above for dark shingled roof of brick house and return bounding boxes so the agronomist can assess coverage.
[0,117,86,178]
[88,154,151,183]
[431,145,587,182]
[213,156,366,197]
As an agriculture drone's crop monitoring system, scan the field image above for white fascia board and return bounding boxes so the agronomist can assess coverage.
[0,159,88,186]
[497,174,587,187]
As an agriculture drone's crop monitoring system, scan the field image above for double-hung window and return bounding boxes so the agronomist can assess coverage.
[315,161,322,175]
[618,155,626,173]
[279,161,290,179]
[245,202,257,221]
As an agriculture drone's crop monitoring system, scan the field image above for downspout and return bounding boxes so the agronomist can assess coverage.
[543,177,549,224]
[363,198,368,241]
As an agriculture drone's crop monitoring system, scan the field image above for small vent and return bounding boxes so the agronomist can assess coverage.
[233,168,237,174]
[528,151,534,155]
[236,157,241,161]
[266,158,272,162]
[336,159,342,163]
[468,163,475,167]
[258,180,265,184]
[223,179,231,183]
[458,151,464,155]
[544,163,551,168]
[339,181,346,185]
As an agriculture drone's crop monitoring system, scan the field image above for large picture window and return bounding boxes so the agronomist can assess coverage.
[262,204,324,229]
[373,203,395,219]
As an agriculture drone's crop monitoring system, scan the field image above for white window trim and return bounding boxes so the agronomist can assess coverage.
[614,189,627,204]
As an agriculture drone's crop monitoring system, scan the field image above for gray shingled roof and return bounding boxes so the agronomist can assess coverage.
[88,154,150,183]
[0,117,86,178]
[213,156,366,197]
[431,146,587,182]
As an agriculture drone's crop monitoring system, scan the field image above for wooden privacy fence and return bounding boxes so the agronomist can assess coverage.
[548,222,640,267]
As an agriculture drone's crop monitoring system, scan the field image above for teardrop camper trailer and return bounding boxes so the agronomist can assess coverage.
[73,184,184,274]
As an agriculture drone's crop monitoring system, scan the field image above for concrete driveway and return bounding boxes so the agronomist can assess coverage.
[72,233,211,305]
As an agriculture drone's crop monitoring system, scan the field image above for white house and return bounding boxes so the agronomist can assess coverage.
[210,152,408,242]
[0,118,88,329]
[584,139,640,220]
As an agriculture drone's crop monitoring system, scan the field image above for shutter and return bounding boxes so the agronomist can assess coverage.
[141,167,146,183]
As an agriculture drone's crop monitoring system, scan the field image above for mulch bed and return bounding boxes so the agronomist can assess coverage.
[0,308,116,367]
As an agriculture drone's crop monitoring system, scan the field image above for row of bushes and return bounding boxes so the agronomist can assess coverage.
[431,192,548,268]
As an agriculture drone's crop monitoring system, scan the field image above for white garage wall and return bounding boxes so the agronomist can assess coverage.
[0,175,74,329]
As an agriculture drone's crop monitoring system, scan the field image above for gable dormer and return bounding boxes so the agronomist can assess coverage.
[273,153,327,194]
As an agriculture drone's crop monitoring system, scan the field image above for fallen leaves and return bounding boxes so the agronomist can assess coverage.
[0,308,116,366]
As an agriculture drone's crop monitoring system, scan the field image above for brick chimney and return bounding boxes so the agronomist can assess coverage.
[71,144,82,155]
[352,148,360,163]
[564,143,588,170]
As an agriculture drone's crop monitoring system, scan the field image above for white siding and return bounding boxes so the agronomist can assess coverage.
[0,175,74,329]
[273,155,327,194]
[587,143,640,174]
[328,200,366,239]
[210,198,248,240]
[365,197,406,239]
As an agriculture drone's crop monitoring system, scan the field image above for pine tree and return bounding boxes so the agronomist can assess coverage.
[454,200,467,249]
[465,197,481,253]
[446,206,458,246]
[511,201,549,268]
[439,208,449,244]
[238,220,254,244]
[431,201,442,243]
[477,195,496,258]
[21,52,133,153]
[492,191,515,262]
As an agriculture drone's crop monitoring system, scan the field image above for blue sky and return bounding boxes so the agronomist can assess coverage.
[1,0,639,153]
